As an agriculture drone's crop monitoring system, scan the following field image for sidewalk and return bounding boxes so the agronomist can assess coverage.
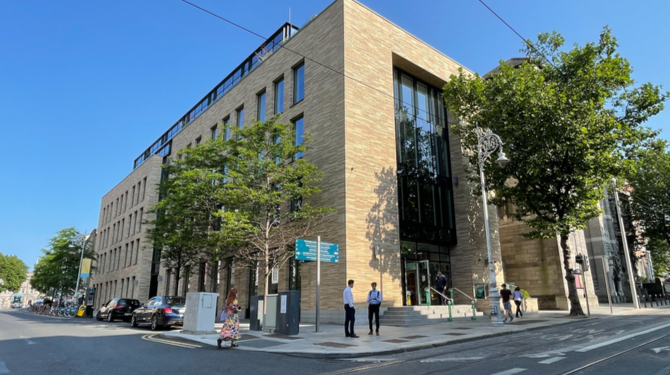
[158,304,670,358]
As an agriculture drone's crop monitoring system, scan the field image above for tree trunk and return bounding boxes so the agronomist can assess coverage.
[263,247,270,317]
[561,234,585,316]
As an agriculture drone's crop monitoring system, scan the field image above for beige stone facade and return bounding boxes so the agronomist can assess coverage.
[90,155,162,308]
[94,0,598,321]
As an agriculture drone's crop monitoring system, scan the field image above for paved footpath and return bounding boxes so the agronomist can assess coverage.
[159,304,662,358]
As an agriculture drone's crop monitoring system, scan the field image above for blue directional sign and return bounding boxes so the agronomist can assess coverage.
[295,239,339,263]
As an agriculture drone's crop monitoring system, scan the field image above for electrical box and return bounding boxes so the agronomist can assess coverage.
[183,292,219,335]
[276,291,300,336]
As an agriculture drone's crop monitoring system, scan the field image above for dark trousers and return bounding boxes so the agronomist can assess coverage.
[515,300,523,317]
[368,304,380,332]
[344,304,355,336]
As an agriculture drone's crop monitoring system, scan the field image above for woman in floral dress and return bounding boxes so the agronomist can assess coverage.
[218,288,240,349]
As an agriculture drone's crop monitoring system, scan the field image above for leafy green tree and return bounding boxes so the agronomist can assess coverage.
[30,228,96,297]
[0,253,28,292]
[443,27,667,315]
[628,139,670,248]
[224,117,334,312]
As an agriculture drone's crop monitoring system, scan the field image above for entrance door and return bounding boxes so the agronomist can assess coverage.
[404,260,431,305]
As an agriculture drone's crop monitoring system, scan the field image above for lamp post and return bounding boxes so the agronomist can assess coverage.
[73,232,89,300]
[475,127,509,327]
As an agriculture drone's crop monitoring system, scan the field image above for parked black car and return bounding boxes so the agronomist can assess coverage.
[131,296,186,331]
[96,298,141,322]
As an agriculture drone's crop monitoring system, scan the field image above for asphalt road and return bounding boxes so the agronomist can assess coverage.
[1,309,669,375]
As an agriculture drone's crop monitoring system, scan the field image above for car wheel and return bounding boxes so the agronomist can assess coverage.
[150,315,161,331]
[107,312,113,322]
[96,311,102,321]
[130,314,138,327]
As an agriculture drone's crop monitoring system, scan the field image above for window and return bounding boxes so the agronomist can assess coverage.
[223,117,231,140]
[131,187,135,207]
[195,136,202,145]
[142,177,147,201]
[294,63,305,103]
[257,91,266,123]
[124,244,129,268]
[135,239,140,265]
[138,208,143,232]
[236,107,244,133]
[136,182,141,205]
[293,115,304,159]
[274,78,284,114]
[129,241,134,266]
[211,125,218,139]
[124,192,128,212]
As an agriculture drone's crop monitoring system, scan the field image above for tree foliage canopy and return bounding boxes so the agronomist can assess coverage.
[30,228,96,295]
[442,27,667,315]
[0,253,28,293]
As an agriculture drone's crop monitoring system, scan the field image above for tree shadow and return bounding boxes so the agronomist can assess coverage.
[365,166,401,283]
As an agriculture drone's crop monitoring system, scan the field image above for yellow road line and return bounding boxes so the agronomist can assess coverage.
[141,334,201,349]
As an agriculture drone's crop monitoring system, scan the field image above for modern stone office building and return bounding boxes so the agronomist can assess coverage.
[92,0,602,320]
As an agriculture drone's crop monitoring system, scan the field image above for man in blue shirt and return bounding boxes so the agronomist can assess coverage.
[367,282,382,335]
[343,279,358,338]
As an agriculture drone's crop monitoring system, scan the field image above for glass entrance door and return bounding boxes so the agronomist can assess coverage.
[404,260,431,305]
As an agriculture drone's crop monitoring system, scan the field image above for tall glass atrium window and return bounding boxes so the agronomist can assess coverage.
[294,63,305,104]
[394,69,455,244]
[293,115,304,159]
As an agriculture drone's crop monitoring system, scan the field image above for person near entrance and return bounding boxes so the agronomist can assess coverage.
[500,284,513,323]
[436,271,448,305]
[343,279,358,338]
[367,282,382,335]
[513,286,524,318]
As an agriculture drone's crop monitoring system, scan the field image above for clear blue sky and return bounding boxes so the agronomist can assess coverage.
[1,0,668,269]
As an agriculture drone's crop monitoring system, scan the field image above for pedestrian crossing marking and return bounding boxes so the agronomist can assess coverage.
[539,357,565,364]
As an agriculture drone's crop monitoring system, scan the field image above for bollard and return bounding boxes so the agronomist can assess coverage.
[426,289,431,307]
[448,300,453,322]
[450,289,454,301]
[471,300,476,320]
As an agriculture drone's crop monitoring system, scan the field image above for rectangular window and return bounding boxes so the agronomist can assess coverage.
[274,78,284,114]
[223,117,231,140]
[131,187,135,207]
[236,107,244,134]
[195,136,202,145]
[211,125,218,139]
[294,63,305,104]
[138,208,143,232]
[129,241,134,266]
[124,244,129,268]
[136,182,141,205]
[131,277,135,298]
[135,239,140,265]
[121,219,125,240]
[134,211,138,234]
[257,91,266,123]
[142,177,147,201]
[293,115,304,159]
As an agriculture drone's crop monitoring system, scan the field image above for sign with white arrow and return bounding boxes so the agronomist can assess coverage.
[652,346,670,354]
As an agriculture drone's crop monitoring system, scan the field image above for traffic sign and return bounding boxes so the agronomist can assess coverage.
[295,239,339,263]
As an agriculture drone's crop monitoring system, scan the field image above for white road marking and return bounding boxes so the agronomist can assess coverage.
[615,329,625,335]
[575,322,670,352]
[523,352,565,359]
[538,357,566,364]
[652,346,670,354]
[491,369,526,375]
[420,357,485,362]
[0,362,9,374]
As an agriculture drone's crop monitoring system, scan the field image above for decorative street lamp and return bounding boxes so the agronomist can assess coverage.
[475,127,509,327]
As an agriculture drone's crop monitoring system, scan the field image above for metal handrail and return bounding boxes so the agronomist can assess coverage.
[429,287,453,302]
[450,287,475,302]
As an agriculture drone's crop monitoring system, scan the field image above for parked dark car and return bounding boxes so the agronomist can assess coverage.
[131,296,186,331]
[96,298,141,322]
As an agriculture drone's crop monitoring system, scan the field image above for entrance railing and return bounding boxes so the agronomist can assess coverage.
[449,287,478,321]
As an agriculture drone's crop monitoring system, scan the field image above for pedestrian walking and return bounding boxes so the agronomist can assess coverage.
[500,284,513,323]
[343,279,358,338]
[513,287,524,318]
[436,271,448,305]
[367,282,382,335]
[217,288,240,349]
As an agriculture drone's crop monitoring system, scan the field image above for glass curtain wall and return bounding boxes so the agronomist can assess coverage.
[394,69,455,244]
[394,68,455,306]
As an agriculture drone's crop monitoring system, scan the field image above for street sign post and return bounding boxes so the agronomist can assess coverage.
[295,238,339,332]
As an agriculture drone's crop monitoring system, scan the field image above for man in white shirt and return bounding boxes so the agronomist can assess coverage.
[343,279,358,338]
[367,282,382,335]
